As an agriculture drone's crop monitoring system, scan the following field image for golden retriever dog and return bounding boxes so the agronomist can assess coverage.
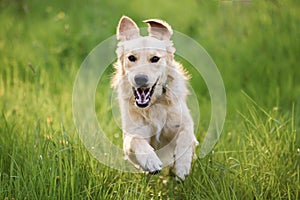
[112,16,198,180]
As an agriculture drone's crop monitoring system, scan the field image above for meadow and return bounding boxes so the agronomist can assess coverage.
[0,0,299,199]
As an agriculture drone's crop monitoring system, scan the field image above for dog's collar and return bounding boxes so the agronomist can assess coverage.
[162,78,169,95]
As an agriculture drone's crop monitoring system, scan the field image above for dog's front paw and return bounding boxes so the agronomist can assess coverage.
[174,163,190,181]
[136,152,162,174]
[145,154,163,174]
[174,152,194,181]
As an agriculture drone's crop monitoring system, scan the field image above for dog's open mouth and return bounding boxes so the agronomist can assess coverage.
[132,79,158,108]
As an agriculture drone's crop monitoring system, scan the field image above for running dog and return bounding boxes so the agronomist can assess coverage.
[112,16,198,180]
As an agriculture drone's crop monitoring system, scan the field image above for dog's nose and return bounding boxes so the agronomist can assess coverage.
[134,74,149,87]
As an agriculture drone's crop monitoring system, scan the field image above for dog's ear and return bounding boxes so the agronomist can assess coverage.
[117,16,140,41]
[144,19,173,40]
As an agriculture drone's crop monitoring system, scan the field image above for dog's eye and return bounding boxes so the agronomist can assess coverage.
[150,56,160,63]
[128,55,137,62]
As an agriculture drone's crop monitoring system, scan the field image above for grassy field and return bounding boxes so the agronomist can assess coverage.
[0,0,299,199]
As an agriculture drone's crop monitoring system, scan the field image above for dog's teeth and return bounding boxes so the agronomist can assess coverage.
[133,79,158,107]
[145,90,151,99]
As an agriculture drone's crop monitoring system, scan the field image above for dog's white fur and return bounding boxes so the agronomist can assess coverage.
[112,16,198,180]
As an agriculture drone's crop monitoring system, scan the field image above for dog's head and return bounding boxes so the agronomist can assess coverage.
[115,16,175,108]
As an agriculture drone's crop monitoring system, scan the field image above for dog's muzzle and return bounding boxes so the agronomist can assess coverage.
[132,78,158,108]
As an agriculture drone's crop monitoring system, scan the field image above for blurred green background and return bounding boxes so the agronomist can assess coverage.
[0,0,299,199]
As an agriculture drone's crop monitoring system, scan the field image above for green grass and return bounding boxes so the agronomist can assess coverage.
[0,0,299,199]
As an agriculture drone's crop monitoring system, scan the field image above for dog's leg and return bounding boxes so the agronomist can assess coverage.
[173,129,197,181]
[173,104,198,181]
[123,134,162,174]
